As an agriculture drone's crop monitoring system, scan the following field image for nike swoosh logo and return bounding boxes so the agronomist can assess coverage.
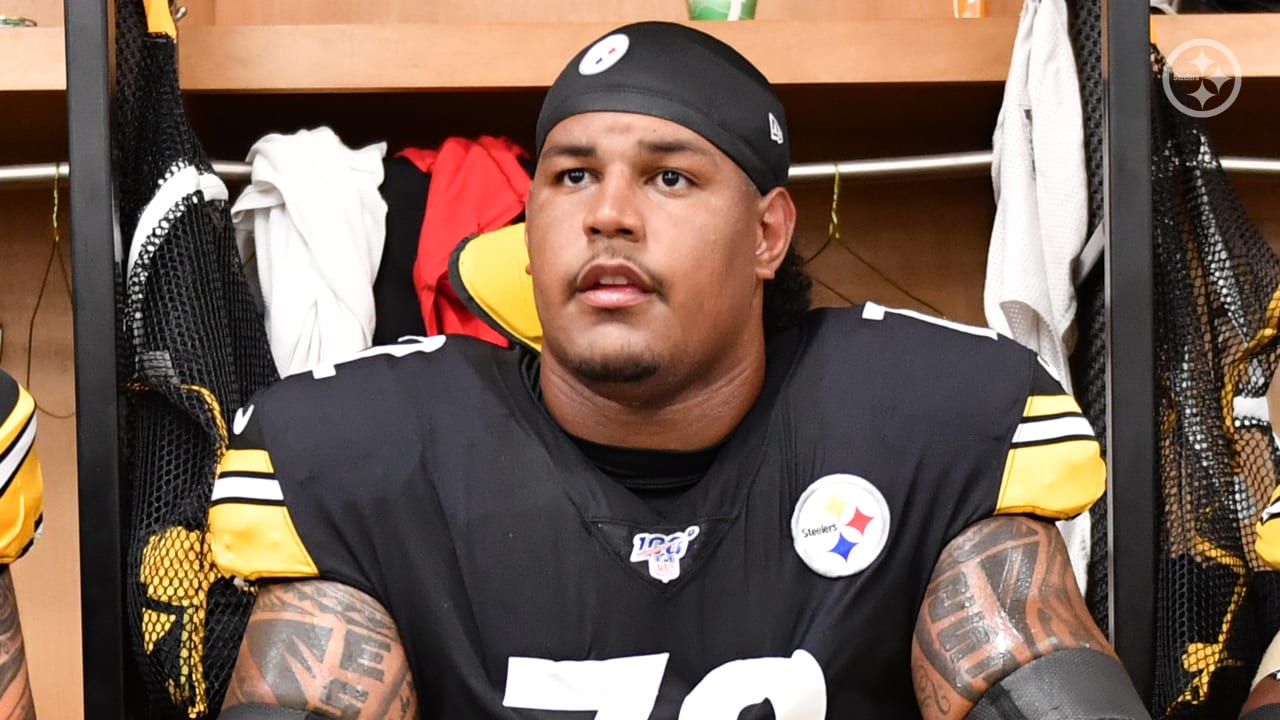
[232,405,254,436]
[1263,499,1280,524]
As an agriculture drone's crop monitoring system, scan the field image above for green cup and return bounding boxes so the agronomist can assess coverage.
[686,0,757,20]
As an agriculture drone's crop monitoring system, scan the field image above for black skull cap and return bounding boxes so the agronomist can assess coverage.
[535,21,790,192]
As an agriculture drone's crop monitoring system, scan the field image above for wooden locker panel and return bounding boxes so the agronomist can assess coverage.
[180,0,1022,25]
[0,0,61,25]
[791,174,994,325]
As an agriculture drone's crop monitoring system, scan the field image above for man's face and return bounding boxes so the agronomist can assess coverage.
[526,111,768,393]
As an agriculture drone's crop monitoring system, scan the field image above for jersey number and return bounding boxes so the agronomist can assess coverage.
[310,335,447,379]
[502,650,826,719]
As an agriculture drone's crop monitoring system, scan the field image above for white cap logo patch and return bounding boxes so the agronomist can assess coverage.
[769,112,784,145]
[791,474,890,578]
[579,33,630,76]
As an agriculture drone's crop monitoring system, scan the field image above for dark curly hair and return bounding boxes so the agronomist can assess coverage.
[762,241,812,337]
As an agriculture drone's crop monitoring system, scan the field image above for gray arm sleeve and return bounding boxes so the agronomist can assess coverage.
[217,704,330,720]
[966,648,1152,720]
[1241,705,1280,720]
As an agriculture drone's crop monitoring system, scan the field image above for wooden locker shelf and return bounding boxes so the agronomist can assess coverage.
[0,27,65,91]
[0,21,66,163]
[174,18,1022,92]
[1153,13,1280,78]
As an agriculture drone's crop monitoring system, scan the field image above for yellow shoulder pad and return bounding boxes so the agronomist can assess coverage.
[452,223,543,352]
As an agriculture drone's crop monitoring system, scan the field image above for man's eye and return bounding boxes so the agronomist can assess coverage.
[559,169,588,185]
[658,170,688,188]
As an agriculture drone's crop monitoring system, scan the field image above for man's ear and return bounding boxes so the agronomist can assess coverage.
[755,187,797,281]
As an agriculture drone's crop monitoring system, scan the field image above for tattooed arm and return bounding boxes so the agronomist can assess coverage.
[222,580,417,720]
[910,515,1116,720]
[0,568,34,719]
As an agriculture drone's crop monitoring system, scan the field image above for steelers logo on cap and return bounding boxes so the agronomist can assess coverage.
[791,474,891,579]
[578,33,630,76]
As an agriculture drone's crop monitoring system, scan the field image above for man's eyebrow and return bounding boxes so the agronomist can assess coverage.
[541,143,597,160]
[638,139,715,158]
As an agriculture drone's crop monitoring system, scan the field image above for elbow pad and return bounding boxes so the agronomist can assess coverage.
[966,648,1151,720]
[218,704,330,720]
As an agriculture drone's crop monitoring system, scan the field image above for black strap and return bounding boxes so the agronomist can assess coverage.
[967,648,1151,720]
[218,704,329,720]
[1242,705,1280,720]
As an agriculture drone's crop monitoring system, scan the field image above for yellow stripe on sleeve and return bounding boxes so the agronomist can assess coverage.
[0,446,42,563]
[1258,486,1280,571]
[0,385,41,562]
[216,449,275,477]
[209,502,319,581]
[1023,394,1084,418]
[0,387,34,451]
[997,439,1106,519]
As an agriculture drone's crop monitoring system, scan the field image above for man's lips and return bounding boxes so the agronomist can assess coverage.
[578,284,651,309]
[575,262,656,309]
[577,261,654,292]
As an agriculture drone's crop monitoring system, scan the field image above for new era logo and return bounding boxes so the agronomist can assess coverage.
[768,112,784,145]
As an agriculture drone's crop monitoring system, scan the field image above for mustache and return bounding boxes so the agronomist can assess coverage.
[566,250,666,296]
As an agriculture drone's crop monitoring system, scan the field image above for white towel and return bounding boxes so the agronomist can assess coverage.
[986,0,1089,385]
[985,0,1093,593]
[232,127,387,377]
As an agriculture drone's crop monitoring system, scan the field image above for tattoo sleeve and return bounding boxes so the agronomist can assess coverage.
[910,515,1112,720]
[222,580,418,720]
[0,568,35,719]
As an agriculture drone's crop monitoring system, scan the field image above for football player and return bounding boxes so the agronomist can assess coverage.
[212,21,1151,719]
[0,369,44,718]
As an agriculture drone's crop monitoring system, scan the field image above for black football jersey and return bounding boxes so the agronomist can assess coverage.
[0,369,43,563]
[210,304,1104,718]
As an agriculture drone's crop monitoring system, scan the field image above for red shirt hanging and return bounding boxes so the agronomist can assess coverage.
[398,136,531,347]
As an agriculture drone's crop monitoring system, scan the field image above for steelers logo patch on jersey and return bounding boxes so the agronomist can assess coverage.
[791,474,890,578]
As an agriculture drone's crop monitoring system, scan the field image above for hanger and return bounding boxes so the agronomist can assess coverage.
[819,164,949,317]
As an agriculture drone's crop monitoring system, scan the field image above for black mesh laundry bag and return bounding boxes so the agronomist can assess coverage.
[113,1,278,716]
[1064,0,1111,634]
[1067,3,1280,717]
[1148,48,1280,719]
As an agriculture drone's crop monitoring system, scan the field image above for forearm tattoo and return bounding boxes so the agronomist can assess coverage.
[0,569,35,719]
[222,580,418,720]
[910,516,1112,720]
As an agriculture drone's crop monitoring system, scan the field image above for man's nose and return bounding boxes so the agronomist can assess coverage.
[583,172,643,242]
